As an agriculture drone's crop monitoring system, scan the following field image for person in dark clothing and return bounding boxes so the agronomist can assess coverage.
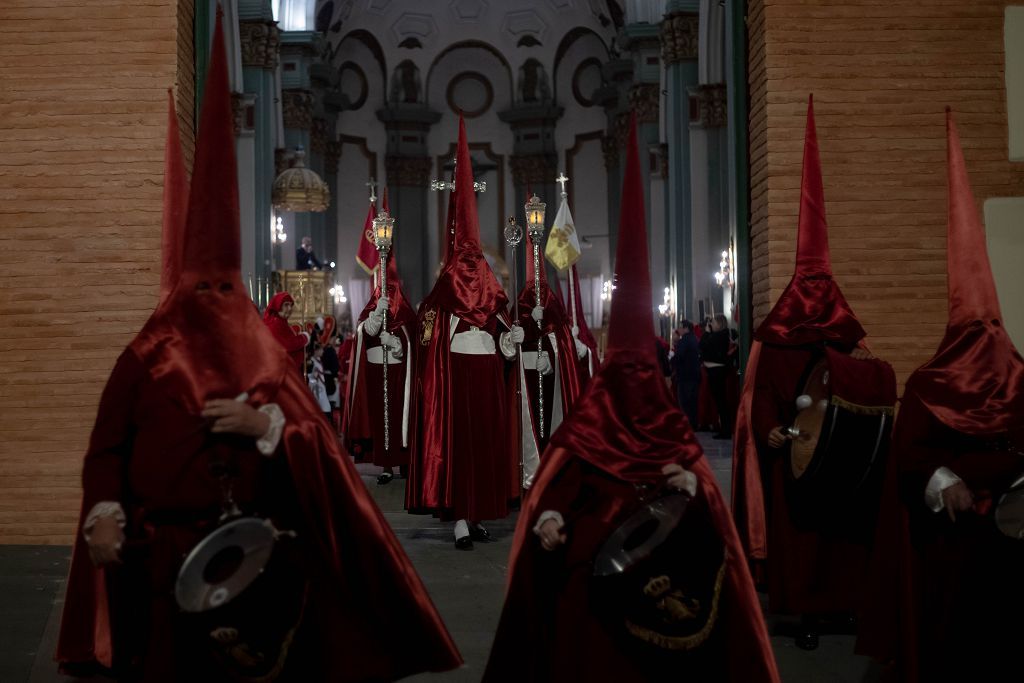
[296,236,323,271]
[700,313,732,439]
[671,320,701,426]
[655,337,671,378]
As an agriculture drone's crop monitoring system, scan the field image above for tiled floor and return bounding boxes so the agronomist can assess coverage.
[4,433,884,682]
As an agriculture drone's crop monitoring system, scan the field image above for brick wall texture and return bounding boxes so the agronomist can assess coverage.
[748,0,1024,389]
[0,1,194,543]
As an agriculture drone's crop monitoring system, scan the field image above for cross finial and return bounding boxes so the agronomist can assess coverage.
[556,172,569,196]
[366,178,377,203]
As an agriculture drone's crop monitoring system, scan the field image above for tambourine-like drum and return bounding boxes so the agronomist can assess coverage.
[785,353,895,529]
[591,492,727,670]
[995,475,1024,540]
[175,517,307,682]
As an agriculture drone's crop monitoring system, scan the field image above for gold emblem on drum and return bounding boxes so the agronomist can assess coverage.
[421,310,437,346]
[623,560,727,651]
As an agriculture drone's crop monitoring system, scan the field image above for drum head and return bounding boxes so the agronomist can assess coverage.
[593,493,690,578]
[791,359,830,478]
[995,475,1024,540]
[175,517,276,613]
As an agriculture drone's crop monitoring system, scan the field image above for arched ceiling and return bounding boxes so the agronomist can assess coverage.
[315,0,623,106]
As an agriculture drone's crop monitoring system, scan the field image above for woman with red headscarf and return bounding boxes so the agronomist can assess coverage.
[263,291,309,376]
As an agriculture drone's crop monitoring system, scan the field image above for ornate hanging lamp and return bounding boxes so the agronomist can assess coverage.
[272,146,330,212]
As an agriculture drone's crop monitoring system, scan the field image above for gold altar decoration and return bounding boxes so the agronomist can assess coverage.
[277,270,331,326]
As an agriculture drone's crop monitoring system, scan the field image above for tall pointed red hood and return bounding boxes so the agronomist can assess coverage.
[549,113,703,481]
[158,90,189,305]
[130,10,288,412]
[359,188,417,331]
[755,96,865,348]
[905,109,1024,435]
[422,115,507,327]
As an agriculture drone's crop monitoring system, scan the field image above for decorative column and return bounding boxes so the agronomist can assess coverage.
[595,57,634,263]
[661,1,699,319]
[238,3,281,302]
[280,86,315,269]
[499,102,564,285]
[621,20,663,314]
[377,105,442,303]
[689,82,729,322]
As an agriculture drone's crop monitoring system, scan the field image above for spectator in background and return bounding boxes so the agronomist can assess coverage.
[700,313,733,439]
[263,291,308,377]
[308,343,332,421]
[672,320,701,426]
[296,236,323,271]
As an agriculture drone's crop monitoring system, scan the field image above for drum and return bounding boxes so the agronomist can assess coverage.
[785,354,895,528]
[591,492,726,662]
[175,516,308,682]
[995,474,1024,540]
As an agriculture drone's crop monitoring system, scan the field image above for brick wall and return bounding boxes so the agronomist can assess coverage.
[0,1,193,544]
[748,0,1024,388]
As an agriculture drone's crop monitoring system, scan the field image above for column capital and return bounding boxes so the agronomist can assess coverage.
[690,83,728,128]
[239,19,280,70]
[311,117,332,155]
[282,89,315,130]
[661,12,699,64]
[509,153,558,187]
[324,140,342,174]
[385,155,432,187]
[601,134,619,170]
[231,92,257,136]
[629,83,660,124]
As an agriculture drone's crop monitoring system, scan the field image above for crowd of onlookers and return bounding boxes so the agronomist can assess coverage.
[660,313,740,439]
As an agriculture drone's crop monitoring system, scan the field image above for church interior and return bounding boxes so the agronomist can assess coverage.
[1,1,1022,681]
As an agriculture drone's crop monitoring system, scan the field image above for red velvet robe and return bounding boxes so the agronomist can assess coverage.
[857,389,1024,682]
[407,312,514,521]
[57,348,461,681]
[510,307,584,488]
[347,323,413,468]
[749,343,868,614]
[483,448,780,683]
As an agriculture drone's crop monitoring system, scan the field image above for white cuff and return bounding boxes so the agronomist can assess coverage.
[677,470,699,497]
[499,332,517,359]
[575,339,588,360]
[924,466,962,513]
[83,501,126,542]
[532,510,565,536]
[256,403,286,456]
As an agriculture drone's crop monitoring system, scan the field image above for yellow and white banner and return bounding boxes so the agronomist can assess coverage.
[545,195,581,271]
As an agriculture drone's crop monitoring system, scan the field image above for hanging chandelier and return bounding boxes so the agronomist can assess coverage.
[272,146,330,212]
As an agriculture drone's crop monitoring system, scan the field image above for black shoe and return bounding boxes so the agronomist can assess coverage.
[469,525,492,543]
[454,535,474,550]
[795,628,819,651]
[376,472,394,486]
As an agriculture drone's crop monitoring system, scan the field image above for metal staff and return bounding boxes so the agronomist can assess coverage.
[525,193,548,438]
[372,210,395,452]
[504,216,524,487]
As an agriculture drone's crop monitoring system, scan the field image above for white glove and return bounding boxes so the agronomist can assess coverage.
[509,325,525,344]
[574,338,588,360]
[531,306,544,323]
[380,331,403,359]
[374,295,389,315]
[536,350,553,376]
